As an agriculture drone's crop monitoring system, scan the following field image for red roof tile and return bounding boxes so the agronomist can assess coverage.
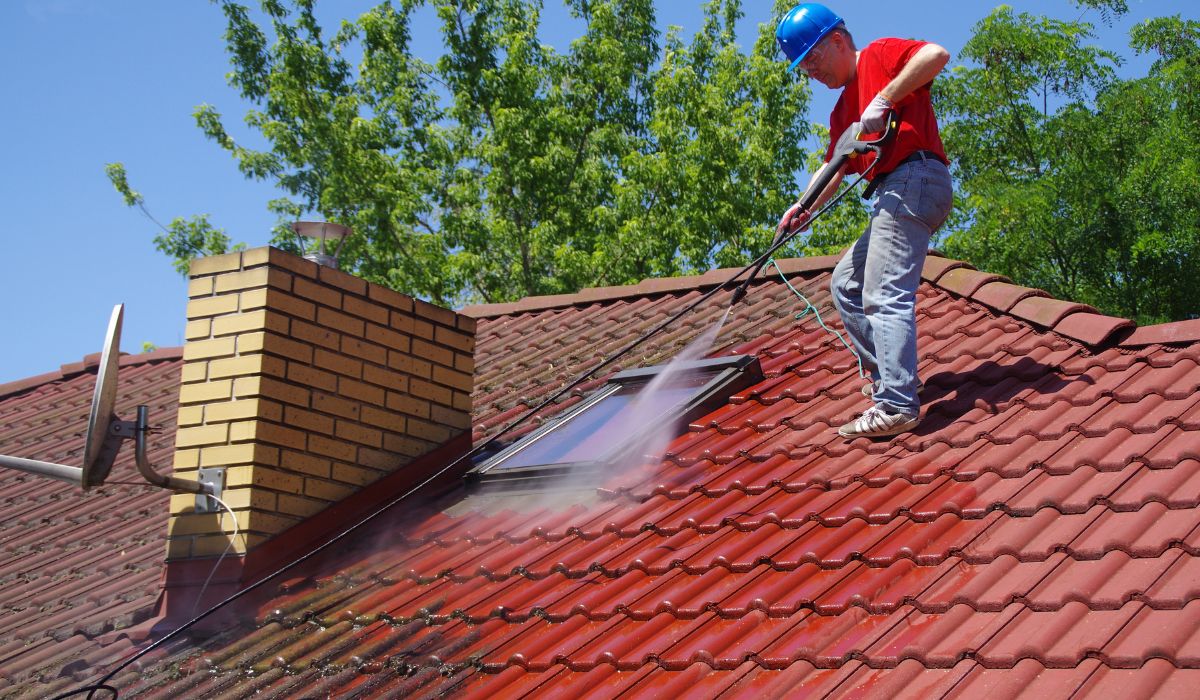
[8,254,1200,697]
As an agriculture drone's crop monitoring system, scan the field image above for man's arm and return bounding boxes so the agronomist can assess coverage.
[879,43,950,103]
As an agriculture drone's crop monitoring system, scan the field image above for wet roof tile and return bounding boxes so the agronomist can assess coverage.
[10,254,1200,697]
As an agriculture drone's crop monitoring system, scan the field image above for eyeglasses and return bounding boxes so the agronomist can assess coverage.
[797,36,831,76]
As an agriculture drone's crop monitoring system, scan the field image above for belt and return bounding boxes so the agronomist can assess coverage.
[862,150,941,199]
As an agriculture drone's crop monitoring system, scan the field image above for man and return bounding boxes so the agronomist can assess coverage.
[774,3,953,439]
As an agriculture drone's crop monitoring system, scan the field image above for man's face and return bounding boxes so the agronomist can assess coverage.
[798,33,845,89]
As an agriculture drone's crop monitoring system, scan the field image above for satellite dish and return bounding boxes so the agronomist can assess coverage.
[82,304,123,489]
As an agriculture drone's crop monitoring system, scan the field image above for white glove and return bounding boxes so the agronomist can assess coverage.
[859,93,893,133]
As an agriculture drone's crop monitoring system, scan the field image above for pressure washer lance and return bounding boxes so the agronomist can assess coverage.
[729,112,899,306]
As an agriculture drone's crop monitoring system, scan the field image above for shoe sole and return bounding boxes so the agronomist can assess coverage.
[838,417,920,439]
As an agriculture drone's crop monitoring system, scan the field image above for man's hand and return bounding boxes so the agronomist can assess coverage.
[859,93,893,133]
[774,202,811,245]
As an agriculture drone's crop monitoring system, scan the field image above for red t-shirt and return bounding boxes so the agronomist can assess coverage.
[825,37,948,179]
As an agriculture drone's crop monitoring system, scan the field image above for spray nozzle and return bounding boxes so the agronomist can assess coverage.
[729,286,748,306]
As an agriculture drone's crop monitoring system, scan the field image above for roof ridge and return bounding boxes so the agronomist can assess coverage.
[461,252,1200,350]
[0,346,183,401]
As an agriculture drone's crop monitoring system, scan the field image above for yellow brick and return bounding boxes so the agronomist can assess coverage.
[239,287,268,311]
[209,353,286,381]
[277,493,327,518]
[173,449,200,469]
[454,353,475,374]
[313,348,362,379]
[217,487,277,511]
[388,352,432,379]
[342,294,389,325]
[213,267,292,294]
[407,419,452,444]
[332,462,381,487]
[311,392,360,420]
[240,331,314,364]
[357,447,408,472]
[411,339,455,368]
[177,405,205,427]
[432,365,473,393]
[365,323,411,353]
[385,392,430,419]
[334,420,382,448]
[409,378,452,406]
[165,537,193,559]
[189,251,242,276]
[280,450,331,478]
[283,405,335,436]
[307,434,357,462]
[183,336,237,362]
[287,362,337,393]
[338,377,385,407]
[317,306,365,338]
[360,405,406,433]
[186,295,240,320]
[265,246,319,278]
[341,336,387,364]
[223,465,255,488]
[180,361,208,383]
[234,376,311,407]
[249,466,305,493]
[362,364,407,393]
[185,319,212,341]
[389,311,415,334]
[245,509,300,536]
[412,318,435,340]
[384,433,431,457]
[226,420,256,443]
[368,283,414,312]
[251,421,308,449]
[176,424,230,448]
[188,276,214,298]
[168,513,225,537]
[304,477,355,502]
[200,442,279,468]
[414,299,458,327]
[264,288,316,320]
[240,246,272,269]
[294,277,342,309]
[178,379,233,405]
[431,404,472,431]
[212,309,290,337]
[318,265,368,296]
[169,492,198,515]
[291,319,340,350]
[205,398,281,424]
[192,534,250,557]
[452,391,472,412]
[457,315,478,334]
[434,326,474,353]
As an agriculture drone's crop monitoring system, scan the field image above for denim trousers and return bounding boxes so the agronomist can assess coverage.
[830,156,953,415]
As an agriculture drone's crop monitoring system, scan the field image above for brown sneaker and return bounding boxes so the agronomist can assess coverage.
[838,405,920,439]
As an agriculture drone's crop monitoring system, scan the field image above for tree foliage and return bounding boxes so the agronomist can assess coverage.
[123,0,811,305]
[936,7,1200,324]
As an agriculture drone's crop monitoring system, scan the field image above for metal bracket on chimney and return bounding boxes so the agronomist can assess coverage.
[195,467,226,514]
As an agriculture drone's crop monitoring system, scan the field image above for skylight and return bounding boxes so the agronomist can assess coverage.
[469,355,763,489]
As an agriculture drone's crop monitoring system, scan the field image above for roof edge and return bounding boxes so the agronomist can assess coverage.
[0,346,183,401]
[459,255,844,318]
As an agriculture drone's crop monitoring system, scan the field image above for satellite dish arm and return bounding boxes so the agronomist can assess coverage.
[131,406,209,494]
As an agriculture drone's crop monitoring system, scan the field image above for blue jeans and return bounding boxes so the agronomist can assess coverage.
[831,156,953,415]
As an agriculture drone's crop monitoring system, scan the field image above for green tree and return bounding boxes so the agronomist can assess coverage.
[936,6,1200,323]
[112,0,812,305]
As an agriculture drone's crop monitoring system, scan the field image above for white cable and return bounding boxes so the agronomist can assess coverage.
[190,494,246,616]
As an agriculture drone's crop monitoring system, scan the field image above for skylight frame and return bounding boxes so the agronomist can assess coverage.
[468,355,763,489]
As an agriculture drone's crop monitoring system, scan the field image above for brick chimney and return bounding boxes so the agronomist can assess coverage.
[165,247,475,562]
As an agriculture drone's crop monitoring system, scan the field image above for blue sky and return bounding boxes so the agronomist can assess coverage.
[0,0,1191,385]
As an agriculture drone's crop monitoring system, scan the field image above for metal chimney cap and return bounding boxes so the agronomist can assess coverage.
[291,221,351,240]
[290,221,352,268]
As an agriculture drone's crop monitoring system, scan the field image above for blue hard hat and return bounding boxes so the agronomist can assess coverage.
[776,3,844,71]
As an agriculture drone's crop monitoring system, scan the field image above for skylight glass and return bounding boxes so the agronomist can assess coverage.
[470,355,762,488]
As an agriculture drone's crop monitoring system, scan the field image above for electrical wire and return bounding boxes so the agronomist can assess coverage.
[59,155,883,700]
[190,495,246,616]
